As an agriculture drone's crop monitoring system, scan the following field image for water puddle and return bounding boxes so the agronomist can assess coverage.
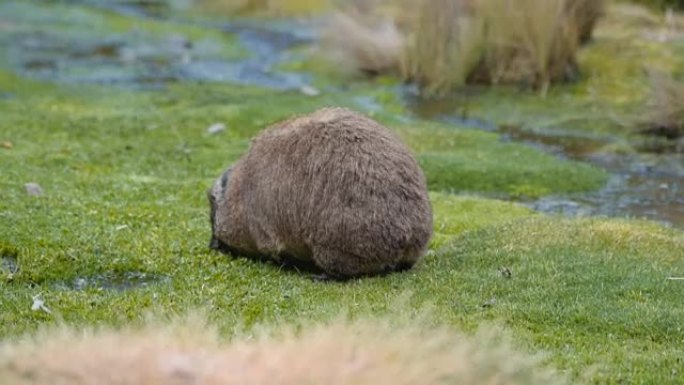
[1,255,19,274]
[353,95,385,114]
[54,271,170,291]
[223,22,313,89]
[499,124,684,227]
[408,102,684,228]
[407,89,500,130]
[1,1,314,90]
[1,243,19,275]
[182,21,314,89]
[498,124,609,160]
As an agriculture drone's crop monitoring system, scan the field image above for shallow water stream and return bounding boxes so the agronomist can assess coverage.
[411,100,684,228]
[1,0,314,89]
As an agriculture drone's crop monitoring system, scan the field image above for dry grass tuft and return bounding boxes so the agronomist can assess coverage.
[0,317,568,385]
[402,0,484,94]
[321,0,607,94]
[320,5,405,76]
[640,69,684,140]
[476,0,579,92]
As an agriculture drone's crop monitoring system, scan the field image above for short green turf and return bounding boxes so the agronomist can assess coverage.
[1,2,683,384]
[1,68,681,383]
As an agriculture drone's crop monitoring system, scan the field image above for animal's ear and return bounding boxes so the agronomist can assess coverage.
[220,168,232,190]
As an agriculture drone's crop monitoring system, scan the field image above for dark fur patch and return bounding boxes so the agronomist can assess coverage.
[220,169,231,190]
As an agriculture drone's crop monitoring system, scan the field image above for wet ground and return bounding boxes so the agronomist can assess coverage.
[1,0,314,89]
[2,0,682,233]
[411,99,684,228]
[504,127,683,227]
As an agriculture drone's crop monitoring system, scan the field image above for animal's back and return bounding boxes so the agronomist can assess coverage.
[235,107,432,277]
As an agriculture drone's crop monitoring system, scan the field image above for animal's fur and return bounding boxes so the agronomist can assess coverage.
[0,318,567,385]
[208,107,433,279]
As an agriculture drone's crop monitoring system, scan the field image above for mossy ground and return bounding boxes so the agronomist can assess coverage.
[1,1,683,384]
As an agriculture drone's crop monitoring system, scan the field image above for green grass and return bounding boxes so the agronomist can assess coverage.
[1,71,681,383]
[397,124,608,198]
[1,2,683,384]
[430,192,536,248]
[433,217,684,382]
[0,72,601,287]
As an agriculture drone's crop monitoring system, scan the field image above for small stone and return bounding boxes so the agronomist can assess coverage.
[31,295,52,314]
[481,297,497,309]
[300,85,320,97]
[24,183,44,196]
[659,183,669,190]
[1,141,12,149]
[207,123,226,135]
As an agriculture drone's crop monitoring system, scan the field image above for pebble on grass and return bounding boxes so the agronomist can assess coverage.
[300,85,321,96]
[207,123,226,135]
[24,183,43,196]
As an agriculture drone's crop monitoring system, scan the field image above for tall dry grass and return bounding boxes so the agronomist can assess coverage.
[320,4,404,76]
[0,317,569,385]
[402,0,484,94]
[477,0,579,92]
[321,0,607,94]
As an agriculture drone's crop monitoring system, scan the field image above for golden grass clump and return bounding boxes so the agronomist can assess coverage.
[641,70,684,140]
[401,0,484,94]
[0,317,568,385]
[321,0,607,94]
[320,5,405,76]
[476,0,579,91]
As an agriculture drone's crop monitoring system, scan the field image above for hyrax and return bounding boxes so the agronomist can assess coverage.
[208,107,432,279]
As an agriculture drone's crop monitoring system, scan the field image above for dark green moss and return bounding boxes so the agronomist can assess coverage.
[396,124,608,198]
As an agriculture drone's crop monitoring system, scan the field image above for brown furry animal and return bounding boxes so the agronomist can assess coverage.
[208,107,432,279]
